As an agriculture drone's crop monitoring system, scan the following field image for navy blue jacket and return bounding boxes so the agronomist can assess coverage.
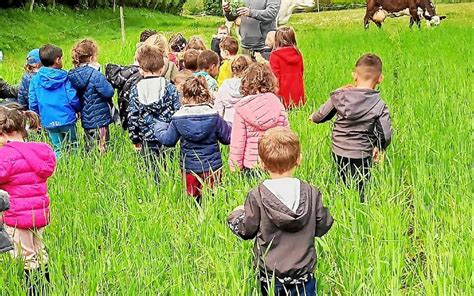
[18,73,36,110]
[68,65,115,129]
[154,104,231,173]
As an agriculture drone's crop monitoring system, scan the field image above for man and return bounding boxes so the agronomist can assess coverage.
[0,78,18,104]
[223,0,281,57]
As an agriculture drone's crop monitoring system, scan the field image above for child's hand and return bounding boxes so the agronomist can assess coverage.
[233,205,245,212]
[134,143,142,152]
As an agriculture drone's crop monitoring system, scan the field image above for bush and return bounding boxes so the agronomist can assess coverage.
[204,0,221,16]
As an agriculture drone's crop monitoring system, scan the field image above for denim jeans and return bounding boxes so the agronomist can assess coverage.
[261,277,317,296]
[47,124,78,158]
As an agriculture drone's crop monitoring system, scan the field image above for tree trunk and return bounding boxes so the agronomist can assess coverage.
[29,0,35,12]
[120,3,126,45]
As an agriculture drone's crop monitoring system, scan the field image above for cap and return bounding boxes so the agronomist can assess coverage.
[26,49,41,65]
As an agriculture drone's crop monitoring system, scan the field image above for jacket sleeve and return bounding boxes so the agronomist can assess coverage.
[126,87,141,144]
[66,79,81,112]
[374,104,392,150]
[0,78,18,99]
[95,72,115,101]
[28,78,39,114]
[216,115,231,145]
[0,159,12,185]
[227,191,260,240]
[214,88,225,117]
[311,98,337,123]
[249,0,281,22]
[154,121,180,147]
[224,10,238,22]
[170,85,181,114]
[269,53,281,81]
[314,188,333,237]
[17,75,29,110]
[105,64,131,89]
[0,190,9,212]
[229,112,246,171]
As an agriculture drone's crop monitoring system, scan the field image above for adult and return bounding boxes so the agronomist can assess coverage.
[0,78,18,104]
[223,0,281,56]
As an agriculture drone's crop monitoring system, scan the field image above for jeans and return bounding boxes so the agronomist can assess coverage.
[261,278,317,296]
[333,153,372,202]
[47,124,78,158]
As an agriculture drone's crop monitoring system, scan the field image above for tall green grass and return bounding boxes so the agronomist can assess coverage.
[0,3,472,294]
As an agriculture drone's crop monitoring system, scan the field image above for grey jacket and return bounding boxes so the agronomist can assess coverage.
[228,181,333,282]
[312,88,392,159]
[225,0,281,51]
[0,190,13,254]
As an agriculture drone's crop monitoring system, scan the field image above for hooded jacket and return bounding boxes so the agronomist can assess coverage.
[0,142,56,229]
[312,88,392,159]
[228,180,333,282]
[68,65,115,129]
[0,190,13,253]
[29,67,81,129]
[270,47,306,109]
[127,77,180,146]
[214,78,243,123]
[229,93,289,170]
[18,72,37,110]
[105,64,141,130]
[225,0,280,51]
[154,104,231,173]
[162,57,179,82]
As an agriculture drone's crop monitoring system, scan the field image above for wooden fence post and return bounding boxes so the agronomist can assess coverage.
[120,0,126,46]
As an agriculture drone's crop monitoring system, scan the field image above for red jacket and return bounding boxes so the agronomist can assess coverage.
[270,47,306,109]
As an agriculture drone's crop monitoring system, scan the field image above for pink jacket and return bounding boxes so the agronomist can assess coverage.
[0,142,56,229]
[229,93,289,170]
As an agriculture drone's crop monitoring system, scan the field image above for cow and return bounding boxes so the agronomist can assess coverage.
[364,0,446,29]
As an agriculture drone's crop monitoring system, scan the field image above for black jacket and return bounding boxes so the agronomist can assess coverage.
[0,190,13,254]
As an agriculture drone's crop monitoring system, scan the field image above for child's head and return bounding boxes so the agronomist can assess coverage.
[183,49,200,72]
[185,36,207,51]
[274,26,297,49]
[219,36,239,60]
[169,33,187,53]
[24,48,42,74]
[265,31,276,49]
[258,127,301,175]
[72,38,98,68]
[353,54,383,88]
[139,29,157,42]
[173,70,194,94]
[144,34,170,56]
[231,55,252,78]
[181,76,212,105]
[0,103,40,144]
[136,45,164,76]
[197,50,220,78]
[241,63,277,96]
[216,25,229,40]
[39,44,63,69]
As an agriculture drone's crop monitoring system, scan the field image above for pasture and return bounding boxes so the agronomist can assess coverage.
[0,3,472,294]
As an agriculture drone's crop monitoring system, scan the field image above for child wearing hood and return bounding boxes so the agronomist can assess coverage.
[68,39,115,153]
[311,54,392,202]
[0,103,56,294]
[269,26,305,109]
[228,127,333,296]
[29,44,81,158]
[18,49,42,110]
[214,55,252,124]
[229,63,289,174]
[154,76,231,204]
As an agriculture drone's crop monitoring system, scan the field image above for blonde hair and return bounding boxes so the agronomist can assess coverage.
[231,55,252,78]
[72,38,98,67]
[0,103,40,139]
[144,34,170,56]
[258,127,301,174]
[185,36,207,51]
[181,76,212,105]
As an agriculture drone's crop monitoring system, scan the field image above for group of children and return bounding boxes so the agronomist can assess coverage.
[0,24,392,295]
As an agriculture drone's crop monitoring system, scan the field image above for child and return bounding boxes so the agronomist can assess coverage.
[169,33,187,54]
[154,77,231,203]
[211,25,230,58]
[0,190,13,254]
[127,45,180,180]
[311,53,392,202]
[29,44,81,158]
[217,36,239,86]
[172,70,194,96]
[185,36,207,51]
[0,103,56,294]
[228,127,333,296]
[136,29,157,48]
[18,49,42,110]
[195,50,220,94]
[270,26,306,109]
[183,49,200,72]
[143,34,179,81]
[229,63,289,173]
[68,39,115,153]
[214,55,252,124]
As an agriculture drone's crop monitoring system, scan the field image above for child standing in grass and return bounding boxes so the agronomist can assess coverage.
[228,127,333,296]
[143,34,179,81]
[29,44,81,158]
[68,39,115,153]
[0,103,56,295]
[211,24,230,60]
[195,50,220,94]
[217,36,239,86]
[311,53,392,202]
[18,49,42,110]
[270,26,306,109]
[154,77,231,204]
[229,63,289,174]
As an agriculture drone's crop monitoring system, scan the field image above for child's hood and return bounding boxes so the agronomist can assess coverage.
[37,67,68,90]
[4,142,56,179]
[222,78,243,107]
[236,93,286,130]
[330,88,381,120]
[172,104,219,142]
[136,77,167,105]
[272,47,302,65]
[68,66,95,91]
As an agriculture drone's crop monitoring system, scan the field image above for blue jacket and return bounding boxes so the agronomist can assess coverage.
[127,77,180,146]
[68,66,115,129]
[18,73,36,110]
[29,67,80,129]
[154,104,231,173]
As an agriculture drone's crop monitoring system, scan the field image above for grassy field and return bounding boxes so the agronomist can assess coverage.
[0,3,472,295]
